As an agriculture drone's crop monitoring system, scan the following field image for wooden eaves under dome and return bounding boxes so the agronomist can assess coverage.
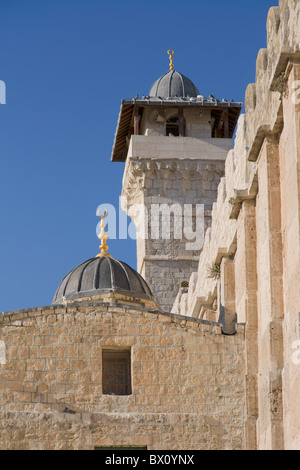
[111,97,243,162]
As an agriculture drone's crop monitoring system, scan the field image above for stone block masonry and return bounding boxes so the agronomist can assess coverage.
[122,153,228,312]
[0,303,245,450]
[173,0,300,450]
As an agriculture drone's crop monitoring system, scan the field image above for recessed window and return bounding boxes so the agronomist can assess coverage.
[166,116,179,136]
[181,281,189,288]
[102,349,132,396]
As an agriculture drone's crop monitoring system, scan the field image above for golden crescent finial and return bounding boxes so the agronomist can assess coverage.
[167,49,174,70]
[97,209,108,219]
[96,209,112,258]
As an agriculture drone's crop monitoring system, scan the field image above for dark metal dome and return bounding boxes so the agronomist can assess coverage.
[52,256,153,304]
[149,69,199,98]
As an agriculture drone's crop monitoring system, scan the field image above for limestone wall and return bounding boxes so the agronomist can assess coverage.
[173,0,300,450]
[0,303,245,450]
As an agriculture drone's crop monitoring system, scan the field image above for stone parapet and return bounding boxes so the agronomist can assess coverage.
[127,135,232,161]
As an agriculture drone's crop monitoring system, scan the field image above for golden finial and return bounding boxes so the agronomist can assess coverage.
[167,49,174,70]
[96,209,112,258]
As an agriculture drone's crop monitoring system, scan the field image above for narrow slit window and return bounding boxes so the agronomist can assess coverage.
[102,349,132,396]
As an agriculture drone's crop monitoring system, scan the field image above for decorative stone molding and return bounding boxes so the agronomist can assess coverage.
[174,0,300,321]
[244,3,300,162]
[122,157,225,210]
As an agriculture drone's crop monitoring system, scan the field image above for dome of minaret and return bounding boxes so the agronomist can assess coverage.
[149,49,199,98]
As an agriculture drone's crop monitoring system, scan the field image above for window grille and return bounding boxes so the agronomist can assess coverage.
[102,349,132,395]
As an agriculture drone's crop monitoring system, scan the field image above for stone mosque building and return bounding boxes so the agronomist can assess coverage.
[1,0,300,450]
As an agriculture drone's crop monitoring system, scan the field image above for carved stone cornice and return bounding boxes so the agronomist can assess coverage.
[121,156,224,208]
[244,2,300,163]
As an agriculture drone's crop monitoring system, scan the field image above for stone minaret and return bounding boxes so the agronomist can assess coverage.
[111,51,242,312]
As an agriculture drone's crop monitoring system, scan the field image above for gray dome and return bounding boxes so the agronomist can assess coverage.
[52,256,153,304]
[149,69,199,98]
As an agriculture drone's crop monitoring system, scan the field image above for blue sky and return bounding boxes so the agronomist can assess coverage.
[0,0,277,312]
